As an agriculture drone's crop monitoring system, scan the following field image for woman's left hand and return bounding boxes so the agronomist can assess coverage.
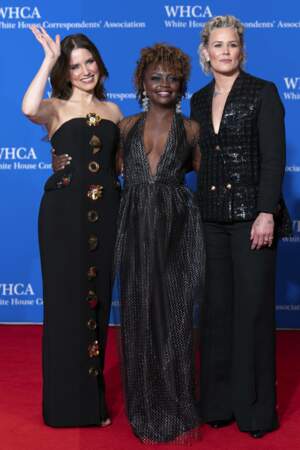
[250,213,274,250]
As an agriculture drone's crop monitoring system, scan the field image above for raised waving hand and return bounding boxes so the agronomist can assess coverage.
[30,25,61,65]
[22,27,61,123]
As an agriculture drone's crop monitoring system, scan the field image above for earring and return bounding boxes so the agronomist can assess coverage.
[142,91,149,112]
[176,98,182,114]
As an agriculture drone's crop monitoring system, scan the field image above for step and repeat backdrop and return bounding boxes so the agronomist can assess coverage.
[0,0,299,327]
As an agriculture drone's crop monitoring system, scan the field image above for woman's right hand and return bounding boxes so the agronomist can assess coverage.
[52,149,72,172]
[30,25,61,65]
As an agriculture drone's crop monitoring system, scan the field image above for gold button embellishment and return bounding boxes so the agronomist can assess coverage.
[210,185,216,191]
[88,161,100,173]
[226,183,232,190]
[87,210,99,223]
[89,135,101,146]
[89,367,99,377]
[88,234,98,251]
[86,113,101,127]
[88,340,100,358]
[89,135,101,154]
[87,185,104,201]
[86,290,99,309]
[87,266,97,280]
[87,318,97,330]
[215,145,221,151]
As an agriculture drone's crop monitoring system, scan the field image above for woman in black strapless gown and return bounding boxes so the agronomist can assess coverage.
[39,117,120,426]
[22,28,122,426]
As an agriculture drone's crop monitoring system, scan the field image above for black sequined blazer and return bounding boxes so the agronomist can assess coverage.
[190,71,286,223]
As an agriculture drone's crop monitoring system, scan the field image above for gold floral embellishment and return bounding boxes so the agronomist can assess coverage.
[88,340,100,358]
[86,113,101,127]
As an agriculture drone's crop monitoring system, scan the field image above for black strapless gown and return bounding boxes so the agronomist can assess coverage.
[114,113,205,442]
[38,116,120,427]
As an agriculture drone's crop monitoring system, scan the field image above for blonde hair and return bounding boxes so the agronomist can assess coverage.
[198,15,245,74]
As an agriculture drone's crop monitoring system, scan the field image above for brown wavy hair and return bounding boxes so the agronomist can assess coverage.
[134,43,191,104]
[50,34,108,100]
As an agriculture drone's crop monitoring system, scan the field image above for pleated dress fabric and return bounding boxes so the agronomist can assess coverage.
[114,113,205,442]
[38,116,120,427]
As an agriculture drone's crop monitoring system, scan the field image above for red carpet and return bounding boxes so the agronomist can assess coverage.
[1,326,300,450]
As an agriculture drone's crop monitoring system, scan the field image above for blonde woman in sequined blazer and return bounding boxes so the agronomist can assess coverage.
[190,15,291,439]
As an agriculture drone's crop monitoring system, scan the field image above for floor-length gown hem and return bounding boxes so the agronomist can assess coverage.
[114,113,205,442]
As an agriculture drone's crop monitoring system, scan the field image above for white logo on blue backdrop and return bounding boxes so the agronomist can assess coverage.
[1,0,299,328]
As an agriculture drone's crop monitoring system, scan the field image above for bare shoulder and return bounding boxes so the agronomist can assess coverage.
[183,116,200,134]
[181,116,200,149]
[119,113,142,138]
[48,97,68,116]
[97,101,123,123]
[43,97,71,121]
[119,113,141,128]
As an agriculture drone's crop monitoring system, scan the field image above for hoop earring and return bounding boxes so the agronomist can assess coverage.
[142,91,149,112]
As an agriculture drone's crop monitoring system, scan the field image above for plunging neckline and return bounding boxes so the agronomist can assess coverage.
[140,112,176,179]
[211,92,230,135]
[210,72,241,136]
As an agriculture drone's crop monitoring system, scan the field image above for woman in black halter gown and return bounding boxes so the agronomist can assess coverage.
[22,27,122,427]
[114,44,205,443]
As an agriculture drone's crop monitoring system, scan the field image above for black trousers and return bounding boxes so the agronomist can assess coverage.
[200,221,279,431]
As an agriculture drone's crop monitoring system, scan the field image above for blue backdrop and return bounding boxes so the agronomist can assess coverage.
[0,0,299,327]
